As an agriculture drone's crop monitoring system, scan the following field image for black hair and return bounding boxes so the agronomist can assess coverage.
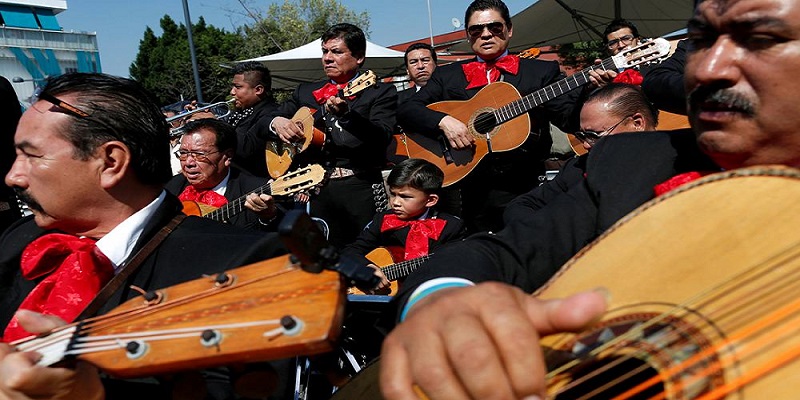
[465,0,512,29]
[182,118,237,153]
[322,23,367,60]
[42,73,171,186]
[387,158,444,195]
[404,42,438,65]
[232,61,272,93]
[603,18,640,44]
[585,83,659,127]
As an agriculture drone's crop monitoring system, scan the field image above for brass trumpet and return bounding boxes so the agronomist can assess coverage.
[166,99,236,123]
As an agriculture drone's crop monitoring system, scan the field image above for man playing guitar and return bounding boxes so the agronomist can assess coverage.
[266,23,397,248]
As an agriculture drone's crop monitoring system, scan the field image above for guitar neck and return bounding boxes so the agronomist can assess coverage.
[381,254,431,282]
[492,58,618,126]
[204,183,273,222]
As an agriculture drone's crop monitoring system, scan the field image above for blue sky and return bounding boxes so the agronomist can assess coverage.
[56,0,533,78]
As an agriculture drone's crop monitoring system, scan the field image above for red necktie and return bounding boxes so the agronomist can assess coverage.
[3,234,115,342]
[653,171,715,197]
[312,82,345,105]
[463,55,520,89]
[381,214,447,261]
[178,185,228,208]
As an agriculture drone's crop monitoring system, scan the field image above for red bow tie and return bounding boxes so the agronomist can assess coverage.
[381,214,447,261]
[613,69,644,85]
[4,233,115,342]
[178,185,228,208]
[312,82,346,105]
[653,171,715,197]
[462,55,520,89]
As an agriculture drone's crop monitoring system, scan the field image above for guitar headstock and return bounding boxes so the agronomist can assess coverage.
[518,47,541,59]
[271,164,326,196]
[343,70,377,97]
[17,255,345,378]
[611,38,672,70]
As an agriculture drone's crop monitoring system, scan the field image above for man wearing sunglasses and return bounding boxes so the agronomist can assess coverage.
[398,0,610,235]
[0,73,294,399]
[165,118,279,231]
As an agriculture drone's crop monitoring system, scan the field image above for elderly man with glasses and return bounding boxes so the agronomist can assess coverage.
[398,0,613,235]
[165,118,280,232]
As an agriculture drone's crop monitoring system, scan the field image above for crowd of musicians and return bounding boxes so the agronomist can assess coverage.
[3,0,798,398]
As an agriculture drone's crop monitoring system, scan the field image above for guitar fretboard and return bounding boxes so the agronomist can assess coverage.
[491,58,618,130]
[383,254,431,282]
[205,183,273,222]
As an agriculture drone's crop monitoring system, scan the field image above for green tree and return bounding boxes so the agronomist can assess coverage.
[556,40,604,70]
[233,0,371,58]
[130,15,246,106]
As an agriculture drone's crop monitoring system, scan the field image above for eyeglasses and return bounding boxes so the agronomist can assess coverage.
[467,21,505,38]
[573,115,632,145]
[606,34,636,49]
[174,150,219,162]
[407,57,433,67]
[37,92,91,118]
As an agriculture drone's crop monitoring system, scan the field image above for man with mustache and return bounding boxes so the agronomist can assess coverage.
[397,43,437,104]
[380,0,800,399]
[0,73,293,399]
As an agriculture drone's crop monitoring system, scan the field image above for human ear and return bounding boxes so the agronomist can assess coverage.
[97,141,131,189]
[425,193,439,208]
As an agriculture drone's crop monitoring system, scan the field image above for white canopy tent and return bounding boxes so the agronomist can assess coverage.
[238,39,407,90]
[452,0,693,53]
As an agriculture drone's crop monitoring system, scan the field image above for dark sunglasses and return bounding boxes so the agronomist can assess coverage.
[36,92,91,118]
[467,21,505,38]
[573,115,632,145]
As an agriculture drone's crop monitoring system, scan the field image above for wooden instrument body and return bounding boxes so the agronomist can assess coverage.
[332,167,800,399]
[537,167,800,398]
[59,255,345,378]
[266,106,326,179]
[401,82,530,187]
[348,248,398,296]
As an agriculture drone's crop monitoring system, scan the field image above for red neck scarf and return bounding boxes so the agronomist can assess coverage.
[312,82,346,105]
[653,171,716,197]
[178,185,228,208]
[381,214,447,261]
[463,55,520,89]
[4,234,115,342]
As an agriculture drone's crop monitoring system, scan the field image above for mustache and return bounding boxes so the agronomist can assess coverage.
[688,85,756,117]
[13,187,43,213]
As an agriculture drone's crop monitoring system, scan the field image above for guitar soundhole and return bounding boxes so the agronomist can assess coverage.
[555,356,663,399]
[548,312,727,399]
[471,109,498,136]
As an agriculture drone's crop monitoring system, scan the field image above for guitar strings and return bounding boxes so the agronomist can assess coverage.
[544,237,800,399]
[552,242,793,398]
[17,264,299,357]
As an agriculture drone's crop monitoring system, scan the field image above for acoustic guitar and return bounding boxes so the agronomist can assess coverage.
[12,254,345,378]
[348,247,431,296]
[332,166,800,399]
[266,70,378,179]
[181,164,325,222]
[398,38,671,187]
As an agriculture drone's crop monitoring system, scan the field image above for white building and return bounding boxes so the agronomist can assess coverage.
[0,0,100,105]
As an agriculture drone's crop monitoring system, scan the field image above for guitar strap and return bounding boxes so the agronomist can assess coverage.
[77,214,187,320]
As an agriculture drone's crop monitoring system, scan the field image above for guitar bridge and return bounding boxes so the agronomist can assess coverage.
[439,136,454,164]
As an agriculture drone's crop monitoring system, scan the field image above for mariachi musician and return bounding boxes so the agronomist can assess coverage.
[398,0,613,235]
[165,118,280,231]
[264,23,397,249]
